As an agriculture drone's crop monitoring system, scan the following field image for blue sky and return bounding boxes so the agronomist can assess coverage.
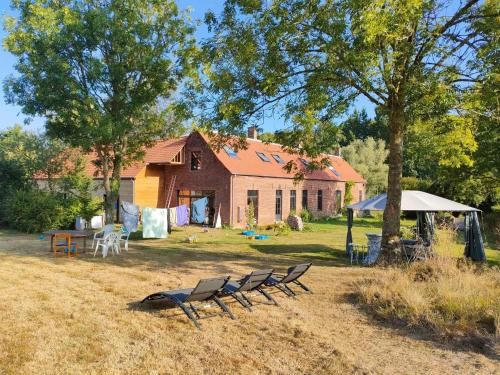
[0,0,373,133]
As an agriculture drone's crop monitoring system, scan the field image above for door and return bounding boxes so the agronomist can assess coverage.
[275,190,282,222]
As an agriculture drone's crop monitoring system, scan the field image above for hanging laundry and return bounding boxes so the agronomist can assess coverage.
[176,204,189,226]
[168,207,177,228]
[191,197,208,224]
[142,208,169,238]
[121,201,139,232]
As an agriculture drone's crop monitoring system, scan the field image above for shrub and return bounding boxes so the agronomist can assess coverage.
[344,180,354,207]
[299,209,313,223]
[3,189,73,232]
[355,257,500,351]
[273,221,291,236]
[2,188,94,233]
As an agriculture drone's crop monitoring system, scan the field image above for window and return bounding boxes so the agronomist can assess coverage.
[290,190,296,211]
[335,190,342,214]
[300,158,310,168]
[275,190,282,221]
[317,190,323,211]
[190,151,201,170]
[326,162,341,177]
[247,190,259,224]
[272,154,285,164]
[256,151,271,162]
[302,190,308,209]
[223,145,238,158]
[359,190,363,202]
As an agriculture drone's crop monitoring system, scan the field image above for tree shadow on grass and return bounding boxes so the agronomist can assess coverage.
[340,292,500,360]
[250,244,349,267]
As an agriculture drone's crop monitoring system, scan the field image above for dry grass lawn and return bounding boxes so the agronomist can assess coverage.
[0,221,498,374]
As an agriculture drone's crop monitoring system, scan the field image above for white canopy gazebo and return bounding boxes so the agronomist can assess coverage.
[346,190,485,261]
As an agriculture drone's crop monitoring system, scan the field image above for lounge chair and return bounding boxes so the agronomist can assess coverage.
[141,276,234,329]
[264,263,312,297]
[219,269,277,311]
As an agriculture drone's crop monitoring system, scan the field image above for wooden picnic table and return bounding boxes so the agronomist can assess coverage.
[43,230,93,253]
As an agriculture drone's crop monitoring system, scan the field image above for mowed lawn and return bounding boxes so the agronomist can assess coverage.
[0,219,498,375]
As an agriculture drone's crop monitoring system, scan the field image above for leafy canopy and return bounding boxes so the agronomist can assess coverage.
[198,0,486,151]
[4,0,198,166]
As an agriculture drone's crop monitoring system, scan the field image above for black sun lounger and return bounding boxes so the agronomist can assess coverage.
[141,276,234,329]
[219,269,277,311]
[264,263,312,297]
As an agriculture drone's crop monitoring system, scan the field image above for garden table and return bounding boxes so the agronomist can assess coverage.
[43,230,92,253]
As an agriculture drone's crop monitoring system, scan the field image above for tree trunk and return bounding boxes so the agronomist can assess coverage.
[380,98,405,260]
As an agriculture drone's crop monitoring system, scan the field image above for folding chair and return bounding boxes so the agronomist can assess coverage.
[141,276,234,329]
[264,263,312,297]
[219,269,277,311]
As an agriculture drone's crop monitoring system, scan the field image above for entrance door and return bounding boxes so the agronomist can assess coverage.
[275,190,282,222]
[177,190,215,225]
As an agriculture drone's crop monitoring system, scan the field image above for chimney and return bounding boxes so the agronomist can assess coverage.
[247,126,258,140]
[333,147,341,157]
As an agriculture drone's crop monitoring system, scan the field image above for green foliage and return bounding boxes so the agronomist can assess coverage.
[342,138,388,197]
[0,126,101,230]
[245,201,256,229]
[4,0,198,222]
[273,221,291,236]
[258,132,276,143]
[339,109,388,146]
[3,189,78,233]
[344,181,354,207]
[401,177,432,192]
[299,209,313,223]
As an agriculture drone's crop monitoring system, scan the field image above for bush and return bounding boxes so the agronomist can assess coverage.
[401,176,433,191]
[3,189,82,233]
[355,257,500,351]
[273,221,291,236]
[299,209,313,223]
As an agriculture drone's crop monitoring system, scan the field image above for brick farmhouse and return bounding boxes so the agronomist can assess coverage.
[45,129,366,227]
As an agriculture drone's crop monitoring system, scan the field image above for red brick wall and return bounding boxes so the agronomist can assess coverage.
[231,176,362,227]
[158,132,366,227]
[164,133,233,225]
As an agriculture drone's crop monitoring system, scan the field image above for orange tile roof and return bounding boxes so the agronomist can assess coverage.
[200,133,365,183]
[36,137,188,179]
[86,136,188,178]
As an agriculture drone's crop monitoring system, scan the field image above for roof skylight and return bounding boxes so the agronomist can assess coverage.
[256,152,271,162]
[300,158,310,167]
[272,154,285,164]
[327,162,341,177]
[223,145,238,158]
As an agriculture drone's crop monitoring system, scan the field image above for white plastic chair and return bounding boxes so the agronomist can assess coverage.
[92,224,115,251]
[120,226,131,252]
[94,232,121,258]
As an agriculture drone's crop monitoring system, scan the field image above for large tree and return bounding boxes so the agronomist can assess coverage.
[4,0,198,222]
[199,0,493,257]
